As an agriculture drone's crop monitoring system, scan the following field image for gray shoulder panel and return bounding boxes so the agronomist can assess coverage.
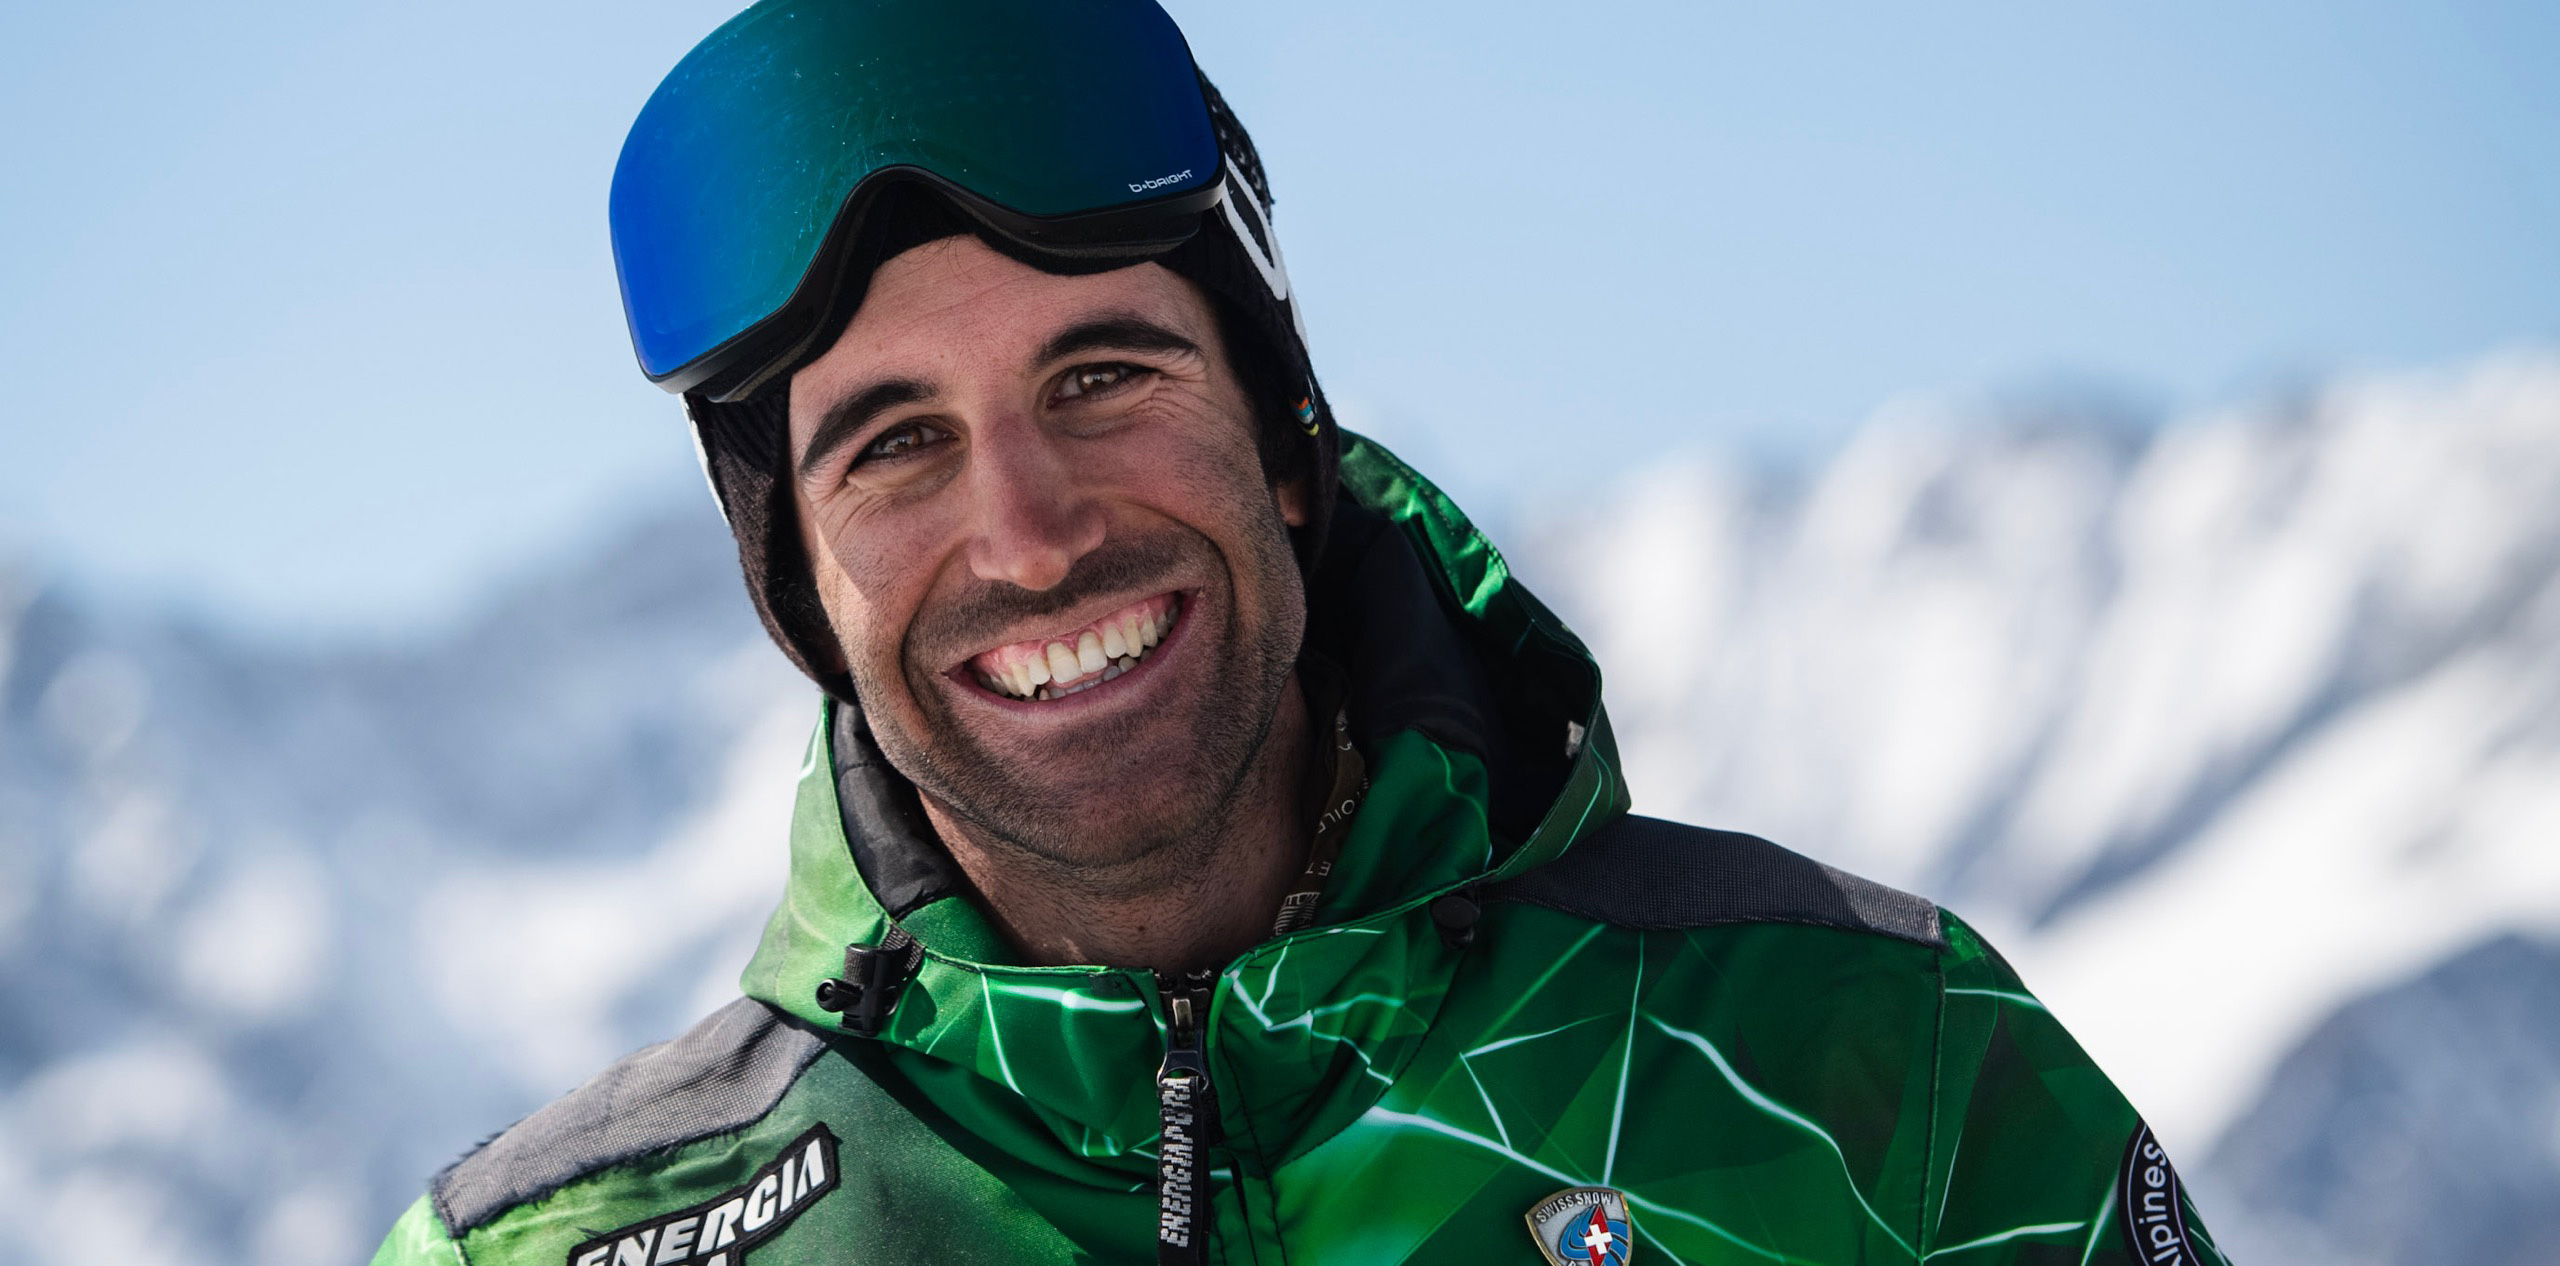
[433,996,828,1235]
[1488,814,1945,948]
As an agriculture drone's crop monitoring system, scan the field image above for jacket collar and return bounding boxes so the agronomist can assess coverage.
[738,433,1629,1170]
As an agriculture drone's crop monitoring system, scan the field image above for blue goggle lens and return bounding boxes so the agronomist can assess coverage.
[610,0,1222,391]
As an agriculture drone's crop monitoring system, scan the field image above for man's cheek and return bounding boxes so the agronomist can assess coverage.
[805,556,897,684]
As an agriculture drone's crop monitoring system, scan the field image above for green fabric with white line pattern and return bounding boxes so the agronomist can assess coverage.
[372,433,2229,1265]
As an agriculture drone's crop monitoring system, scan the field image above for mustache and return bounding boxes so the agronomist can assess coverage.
[910,533,1192,666]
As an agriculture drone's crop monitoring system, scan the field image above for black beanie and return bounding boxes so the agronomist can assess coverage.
[684,76,1341,701]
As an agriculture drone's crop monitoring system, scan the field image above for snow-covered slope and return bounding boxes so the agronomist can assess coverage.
[0,504,808,1266]
[1,351,2552,1264]
[2210,932,2560,1266]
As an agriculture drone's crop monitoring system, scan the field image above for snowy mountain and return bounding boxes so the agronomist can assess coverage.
[3,351,2555,1264]
[0,503,809,1266]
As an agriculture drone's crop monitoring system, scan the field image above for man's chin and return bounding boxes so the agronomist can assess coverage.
[938,776,1232,873]
[898,696,1271,872]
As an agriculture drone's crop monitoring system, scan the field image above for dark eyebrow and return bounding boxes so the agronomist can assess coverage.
[799,378,934,479]
[1030,315,1201,372]
[796,317,1196,479]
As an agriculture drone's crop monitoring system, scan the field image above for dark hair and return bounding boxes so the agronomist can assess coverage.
[774,179,1312,494]
[1207,287,1312,494]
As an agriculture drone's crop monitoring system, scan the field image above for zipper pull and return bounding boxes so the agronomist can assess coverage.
[1155,970,1220,1266]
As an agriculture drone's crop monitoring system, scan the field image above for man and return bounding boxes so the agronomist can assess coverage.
[375,2,2230,1263]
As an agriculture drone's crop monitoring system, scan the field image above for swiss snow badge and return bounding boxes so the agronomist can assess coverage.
[1525,1186,1635,1266]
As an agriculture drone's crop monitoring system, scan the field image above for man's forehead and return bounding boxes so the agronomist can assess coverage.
[792,238,1207,407]
[857,237,1200,355]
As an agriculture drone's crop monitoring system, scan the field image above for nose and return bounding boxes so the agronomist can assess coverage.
[961,414,1106,591]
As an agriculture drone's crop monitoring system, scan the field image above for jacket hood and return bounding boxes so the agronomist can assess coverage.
[738,432,1630,1173]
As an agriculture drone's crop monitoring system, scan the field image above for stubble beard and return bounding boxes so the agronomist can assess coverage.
[851,516,1306,892]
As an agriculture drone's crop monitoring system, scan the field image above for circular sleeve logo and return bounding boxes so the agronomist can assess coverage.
[2118,1123,2200,1265]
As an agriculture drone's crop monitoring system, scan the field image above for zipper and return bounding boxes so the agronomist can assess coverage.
[1154,968,1221,1266]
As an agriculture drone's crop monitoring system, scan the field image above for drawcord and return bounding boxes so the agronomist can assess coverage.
[1430,888,1482,950]
[813,925,921,1038]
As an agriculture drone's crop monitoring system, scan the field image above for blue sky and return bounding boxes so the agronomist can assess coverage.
[3,0,2553,636]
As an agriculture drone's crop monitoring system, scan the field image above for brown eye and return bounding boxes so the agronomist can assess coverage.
[859,422,942,464]
[1055,363,1144,401]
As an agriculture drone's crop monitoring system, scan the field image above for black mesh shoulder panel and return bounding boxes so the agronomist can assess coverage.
[432,997,829,1235]
[1488,814,1945,948]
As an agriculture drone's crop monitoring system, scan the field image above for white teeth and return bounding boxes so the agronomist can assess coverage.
[973,596,1180,702]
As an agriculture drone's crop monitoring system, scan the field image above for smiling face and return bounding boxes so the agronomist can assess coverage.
[789,234,1309,872]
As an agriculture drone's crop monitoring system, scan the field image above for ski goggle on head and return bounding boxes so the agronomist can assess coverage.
[610,0,1227,403]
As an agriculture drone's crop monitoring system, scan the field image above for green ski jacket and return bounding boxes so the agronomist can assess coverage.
[375,436,2229,1266]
